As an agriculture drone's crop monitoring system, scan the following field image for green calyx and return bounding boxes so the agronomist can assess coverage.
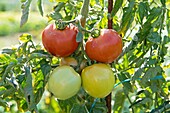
[91,29,100,38]
[55,20,67,30]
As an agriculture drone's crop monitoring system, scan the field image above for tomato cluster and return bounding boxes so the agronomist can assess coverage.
[42,23,122,100]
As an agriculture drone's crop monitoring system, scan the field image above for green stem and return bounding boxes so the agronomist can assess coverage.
[81,42,91,65]
[77,21,92,33]
[80,0,90,27]
[79,0,91,64]
[124,92,135,113]
[154,92,158,108]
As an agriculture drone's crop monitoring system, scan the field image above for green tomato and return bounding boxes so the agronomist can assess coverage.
[81,63,115,98]
[48,66,81,100]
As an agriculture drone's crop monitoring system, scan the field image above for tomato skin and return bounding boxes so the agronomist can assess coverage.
[47,66,81,100]
[81,63,115,98]
[85,29,122,63]
[42,24,78,57]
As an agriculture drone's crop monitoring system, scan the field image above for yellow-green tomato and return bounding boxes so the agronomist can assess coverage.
[47,66,81,100]
[81,64,115,98]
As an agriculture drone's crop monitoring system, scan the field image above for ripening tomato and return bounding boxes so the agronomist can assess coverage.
[81,63,115,98]
[85,29,122,63]
[42,24,78,57]
[47,66,81,100]
[60,57,78,67]
[60,57,87,71]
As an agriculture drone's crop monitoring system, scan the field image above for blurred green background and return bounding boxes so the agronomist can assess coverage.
[0,0,53,49]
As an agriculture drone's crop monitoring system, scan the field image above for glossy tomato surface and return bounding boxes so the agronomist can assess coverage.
[42,24,78,57]
[81,63,115,98]
[47,66,81,100]
[85,29,122,63]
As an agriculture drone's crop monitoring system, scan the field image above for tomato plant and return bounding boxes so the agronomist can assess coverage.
[47,66,81,100]
[0,0,170,113]
[81,63,115,98]
[42,23,78,57]
[85,29,122,63]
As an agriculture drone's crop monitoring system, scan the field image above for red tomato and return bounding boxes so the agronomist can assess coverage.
[85,29,122,63]
[42,24,78,57]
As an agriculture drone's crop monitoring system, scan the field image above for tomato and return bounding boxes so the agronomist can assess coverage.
[47,66,81,100]
[60,57,78,67]
[60,57,87,71]
[81,63,115,98]
[42,24,78,57]
[85,29,122,63]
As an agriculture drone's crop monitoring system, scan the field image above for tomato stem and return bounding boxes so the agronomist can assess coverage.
[106,0,113,113]
[80,0,90,27]
[55,19,77,30]
[79,0,92,65]
[108,0,113,29]
[77,21,91,33]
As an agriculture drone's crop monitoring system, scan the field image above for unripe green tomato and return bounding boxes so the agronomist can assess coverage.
[48,66,81,100]
[81,64,115,98]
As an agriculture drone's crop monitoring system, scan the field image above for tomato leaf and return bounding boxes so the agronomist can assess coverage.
[137,2,148,23]
[141,66,162,86]
[132,68,143,81]
[1,49,15,55]
[0,54,11,64]
[150,101,170,113]
[76,32,83,42]
[37,0,44,16]
[53,2,65,12]
[130,98,152,108]
[58,96,77,112]
[90,99,107,113]
[19,33,32,43]
[40,60,52,83]
[118,73,133,93]
[0,98,7,107]
[119,1,135,36]
[2,86,16,98]
[135,58,146,68]
[48,12,62,21]
[70,104,88,113]
[2,61,17,81]
[113,89,125,112]
[160,0,166,6]
[24,66,37,111]
[147,32,161,44]
[29,53,49,60]
[111,0,123,17]
[139,7,162,38]
[20,0,32,27]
